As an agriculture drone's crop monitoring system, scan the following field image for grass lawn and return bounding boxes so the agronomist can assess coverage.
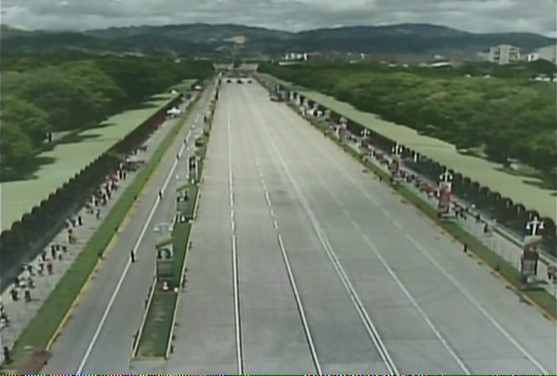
[1,93,176,231]
[262,74,556,221]
[135,291,177,358]
[7,93,202,368]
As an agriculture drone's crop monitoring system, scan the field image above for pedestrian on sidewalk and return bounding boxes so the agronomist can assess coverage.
[130,250,136,263]
[24,289,31,303]
[27,277,34,289]
[78,215,83,226]
[50,244,57,259]
[38,261,44,274]
[47,262,53,275]
[463,243,468,253]
[96,209,101,220]
[14,276,20,288]
[547,265,557,283]
[159,190,163,199]
[1,311,9,325]
[26,264,35,276]
[41,250,47,261]
[3,346,12,364]
[10,289,18,301]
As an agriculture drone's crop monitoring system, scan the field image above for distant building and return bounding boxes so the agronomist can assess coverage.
[524,52,540,62]
[536,44,556,65]
[488,44,521,65]
[284,52,308,61]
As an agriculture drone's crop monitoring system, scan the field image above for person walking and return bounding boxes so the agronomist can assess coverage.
[130,250,136,263]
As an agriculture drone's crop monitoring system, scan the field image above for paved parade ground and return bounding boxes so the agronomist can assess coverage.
[38,81,556,374]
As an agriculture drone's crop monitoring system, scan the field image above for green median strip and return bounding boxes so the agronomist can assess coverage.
[299,106,557,320]
[8,92,203,368]
[135,290,178,358]
[135,129,209,358]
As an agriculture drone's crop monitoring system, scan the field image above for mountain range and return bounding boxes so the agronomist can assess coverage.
[2,23,555,58]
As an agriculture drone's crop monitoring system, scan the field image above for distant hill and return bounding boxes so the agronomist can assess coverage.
[2,23,554,57]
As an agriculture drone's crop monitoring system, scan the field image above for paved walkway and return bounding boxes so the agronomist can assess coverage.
[0,95,197,366]
[305,114,557,300]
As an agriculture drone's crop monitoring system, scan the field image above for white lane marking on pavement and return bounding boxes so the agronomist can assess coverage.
[392,219,402,229]
[381,208,392,218]
[227,101,243,374]
[279,105,553,373]
[276,99,552,373]
[361,234,471,374]
[271,119,471,372]
[75,114,190,374]
[282,110,386,209]
[249,153,322,374]
[350,219,361,230]
[406,234,549,374]
[255,109,398,375]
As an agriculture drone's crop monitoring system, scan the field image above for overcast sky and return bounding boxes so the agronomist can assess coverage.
[2,0,556,37]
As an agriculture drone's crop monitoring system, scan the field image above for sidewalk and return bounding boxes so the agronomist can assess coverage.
[306,114,557,299]
[0,95,197,365]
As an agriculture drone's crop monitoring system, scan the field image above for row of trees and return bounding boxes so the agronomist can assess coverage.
[1,55,213,181]
[259,62,557,181]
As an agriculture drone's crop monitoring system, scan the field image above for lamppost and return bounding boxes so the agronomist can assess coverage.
[360,129,372,155]
[437,169,453,218]
[391,144,404,156]
[411,150,420,164]
[521,216,544,281]
[438,169,453,190]
[338,117,347,140]
[526,216,544,236]
[389,144,404,183]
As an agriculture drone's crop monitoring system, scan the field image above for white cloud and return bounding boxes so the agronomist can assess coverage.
[2,0,556,36]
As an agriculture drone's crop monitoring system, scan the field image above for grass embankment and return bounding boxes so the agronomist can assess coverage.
[290,103,557,320]
[2,93,177,231]
[8,92,202,368]
[135,103,214,359]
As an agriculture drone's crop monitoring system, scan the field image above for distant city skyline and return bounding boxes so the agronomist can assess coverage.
[3,0,556,38]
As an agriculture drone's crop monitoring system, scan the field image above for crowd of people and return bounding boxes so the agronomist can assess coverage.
[0,146,147,365]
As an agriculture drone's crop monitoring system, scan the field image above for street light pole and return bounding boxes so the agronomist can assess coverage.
[412,151,419,163]
[526,217,544,236]
[437,169,453,218]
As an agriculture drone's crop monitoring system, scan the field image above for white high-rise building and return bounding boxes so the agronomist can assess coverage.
[488,44,521,65]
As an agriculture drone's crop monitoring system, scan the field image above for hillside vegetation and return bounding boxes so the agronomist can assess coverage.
[259,62,557,182]
[1,55,213,181]
[2,23,554,56]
